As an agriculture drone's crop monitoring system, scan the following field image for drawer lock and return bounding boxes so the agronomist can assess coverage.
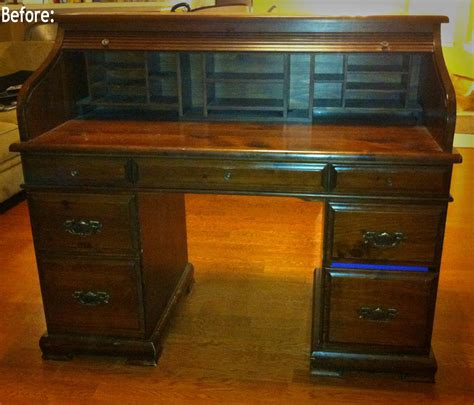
[64,219,103,236]
[358,306,398,322]
[73,291,110,306]
[363,231,405,249]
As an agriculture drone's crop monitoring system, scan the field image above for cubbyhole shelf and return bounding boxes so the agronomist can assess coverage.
[345,82,408,92]
[311,53,421,119]
[206,72,285,83]
[202,53,292,120]
[76,50,423,124]
[206,98,285,111]
[80,51,190,115]
[347,64,409,73]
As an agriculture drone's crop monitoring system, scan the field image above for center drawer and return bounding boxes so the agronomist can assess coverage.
[38,256,144,338]
[28,192,138,254]
[136,158,327,194]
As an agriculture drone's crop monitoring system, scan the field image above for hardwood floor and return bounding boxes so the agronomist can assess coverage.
[0,149,472,404]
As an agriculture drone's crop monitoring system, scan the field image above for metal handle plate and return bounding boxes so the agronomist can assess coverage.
[358,306,398,322]
[73,291,110,306]
[64,219,102,236]
[363,231,405,249]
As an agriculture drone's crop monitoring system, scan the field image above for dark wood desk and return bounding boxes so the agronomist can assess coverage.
[11,13,461,382]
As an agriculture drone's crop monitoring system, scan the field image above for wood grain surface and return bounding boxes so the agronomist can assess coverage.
[12,120,462,166]
[0,149,471,403]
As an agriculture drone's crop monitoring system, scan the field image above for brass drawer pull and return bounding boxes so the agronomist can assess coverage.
[224,172,233,181]
[101,38,110,47]
[363,231,405,249]
[73,291,110,306]
[64,219,102,236]
[70,170,80,177]
[380,41,390,50]
[358,306,398,322]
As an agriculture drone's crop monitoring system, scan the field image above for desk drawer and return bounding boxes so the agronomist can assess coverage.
[325,270,437,349]
[331,165,451,196]
[38,256,144,338]
[23,155,132,187]
[327,203,445,265]
[137,159,327,194]
[28,192,138,254]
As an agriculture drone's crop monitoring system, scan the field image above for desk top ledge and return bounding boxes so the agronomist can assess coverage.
[54,13,449,34]
[11,120,461,164]
[54,13,449,22]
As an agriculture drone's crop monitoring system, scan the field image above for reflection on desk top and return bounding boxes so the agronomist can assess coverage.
[11,119,462,164]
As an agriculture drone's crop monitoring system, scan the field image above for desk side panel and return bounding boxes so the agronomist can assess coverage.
[137,193,189,337]
[418,26,456,152]
[17,29,87,142]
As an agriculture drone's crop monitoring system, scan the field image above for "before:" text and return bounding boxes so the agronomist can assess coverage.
[1,6,54,24]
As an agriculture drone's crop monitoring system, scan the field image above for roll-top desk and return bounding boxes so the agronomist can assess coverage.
[11,13,462,381]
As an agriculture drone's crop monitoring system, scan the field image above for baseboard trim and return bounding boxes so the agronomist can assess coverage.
[0,190,26,214]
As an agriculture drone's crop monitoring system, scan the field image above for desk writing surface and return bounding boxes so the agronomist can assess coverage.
[13,119,461,163]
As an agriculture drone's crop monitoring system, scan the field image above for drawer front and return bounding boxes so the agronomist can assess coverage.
[331,165,451,196]
[23,155,132,187]
[327,203,445,265]
[28,193,138,254]
[325,270,437,348]
[38,257,144,337]
[137,159,327,194]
